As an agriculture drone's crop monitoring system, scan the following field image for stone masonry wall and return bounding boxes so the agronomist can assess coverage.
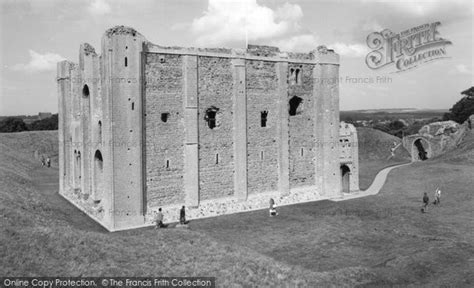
[198,56,235,201]
[246,60,279,194]
[145,53,185,207]
[288,63,315,188]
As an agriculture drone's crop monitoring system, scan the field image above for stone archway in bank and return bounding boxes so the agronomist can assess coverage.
[412,138,431,161]
[341,164,350,193]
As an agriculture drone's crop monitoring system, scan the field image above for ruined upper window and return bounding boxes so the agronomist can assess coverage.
[205,107,219,129]
[261,111,268,127]
[289,96,303,116]
[82,85,90,98]
[290,67,302,85]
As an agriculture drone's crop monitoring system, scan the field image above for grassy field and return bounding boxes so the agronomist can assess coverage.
[1,129,473,286]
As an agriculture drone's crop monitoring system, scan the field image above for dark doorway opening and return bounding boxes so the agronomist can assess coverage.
[341,164,350,193]
[414,139,428,161]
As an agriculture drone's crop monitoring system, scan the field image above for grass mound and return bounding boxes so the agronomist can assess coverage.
[0,130,58,164]
[0,131,362,286]
[436,129,474,164]
[357,127,410,190]
[2,130,473,286]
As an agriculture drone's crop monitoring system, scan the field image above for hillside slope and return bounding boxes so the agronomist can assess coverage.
[0,131,368,287]
[357,127,411,190]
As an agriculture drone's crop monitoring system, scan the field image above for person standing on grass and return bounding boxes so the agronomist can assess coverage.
[422,192,429,213]
[269,198,278,216]
[155,208,167,228]
[46,157,51,168]
[434,187,441,205]
[180,206,186,224]
[40,155,45,167]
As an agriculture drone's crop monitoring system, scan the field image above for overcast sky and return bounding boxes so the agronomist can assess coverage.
[0,0,472,115]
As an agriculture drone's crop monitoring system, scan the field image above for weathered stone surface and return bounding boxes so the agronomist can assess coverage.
[403,120,468,161]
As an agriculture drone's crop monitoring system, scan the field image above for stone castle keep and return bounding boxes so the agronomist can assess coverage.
[57,26,359,231]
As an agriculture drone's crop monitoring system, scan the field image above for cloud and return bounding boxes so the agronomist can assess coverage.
[191,0,304,47]
[361,0,473,17]
[330,42,370,58]
[455,64,472,75]
[270,34,318,52]
[13,50,65,73]
[361,19,383,33]
[88,0,111,16]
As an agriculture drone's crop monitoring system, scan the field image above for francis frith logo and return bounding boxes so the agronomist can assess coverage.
[366,22,452,72]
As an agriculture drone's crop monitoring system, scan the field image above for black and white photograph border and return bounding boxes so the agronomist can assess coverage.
[1,0,473,287]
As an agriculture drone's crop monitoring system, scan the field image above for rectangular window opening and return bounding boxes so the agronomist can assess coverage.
[161,113,169,122]
[261,111,268,127]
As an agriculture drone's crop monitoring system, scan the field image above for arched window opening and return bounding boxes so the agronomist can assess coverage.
[295,69,300,84]
[289,96,303,116]
[93,150,104,202]
[341,164,350,193]
[82,85,90,98]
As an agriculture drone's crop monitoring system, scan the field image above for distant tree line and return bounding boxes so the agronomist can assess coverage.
[443,96,474,124]
[0,114,58,133]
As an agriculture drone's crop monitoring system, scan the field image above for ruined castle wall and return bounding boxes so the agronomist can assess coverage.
[103,31,146,229]
[197,56,235,201]
[57,61,73,195]
[288,63,316,188]
[59,26,348,231]
[246,60,279,194]
[144,53,185,207]
[313,61,341,198]
[70,65,82,190]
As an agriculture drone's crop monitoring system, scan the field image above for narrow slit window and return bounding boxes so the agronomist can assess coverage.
[260,151,264,160]
[295,69,300,84]
[124,57,128,67]
[215,154,219,164]
[166,160,169,169]
[301,148,304,157]
[131,102,135,110]
[261,111,268,127]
